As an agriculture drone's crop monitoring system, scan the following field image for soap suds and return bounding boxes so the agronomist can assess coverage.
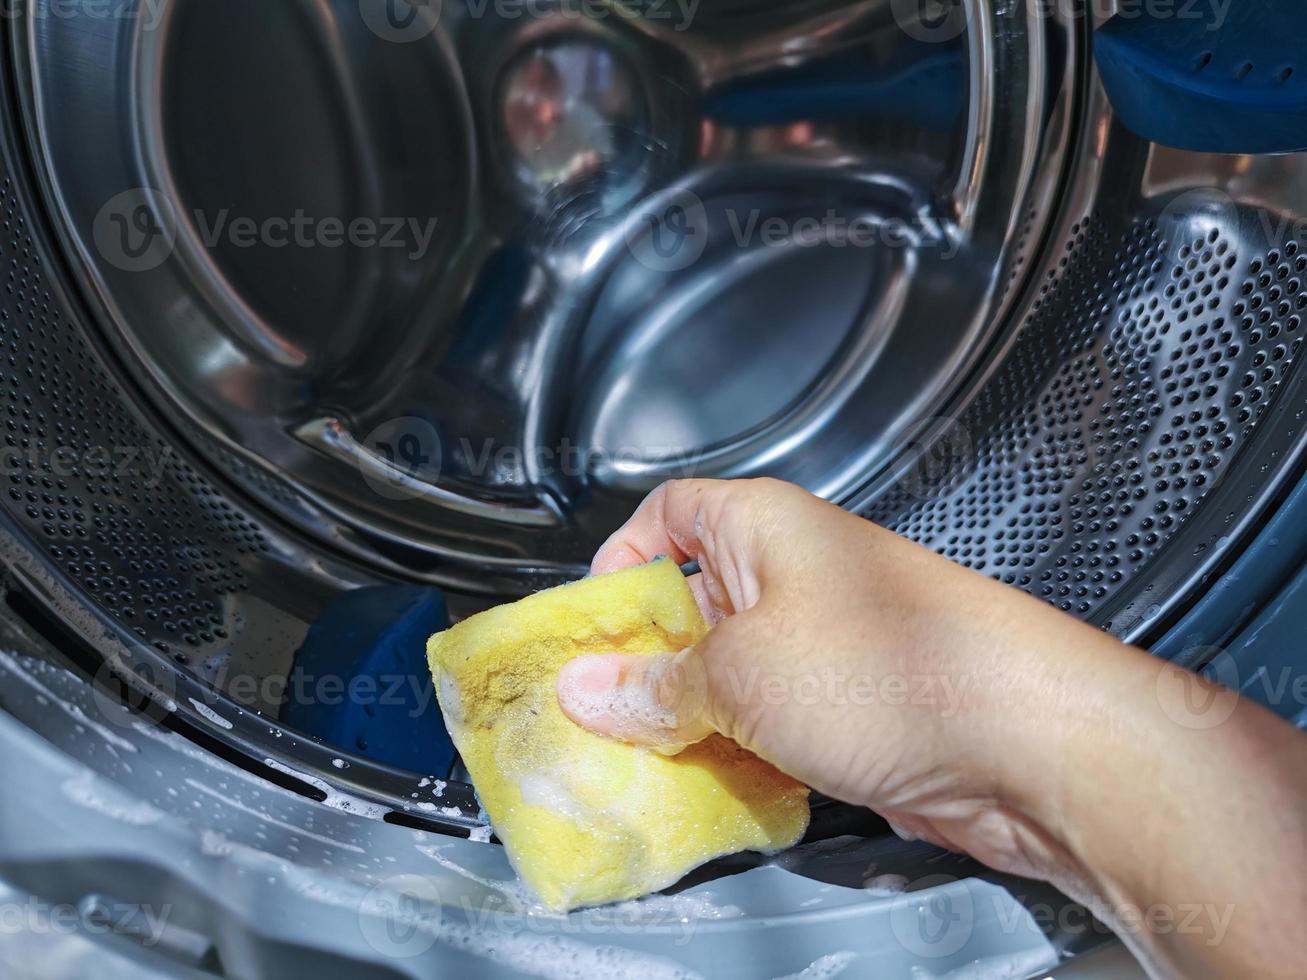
[517,769,589,822]
[863,874,910,895]
[0,651,138,754]
[773,952,858,980]
[592,892,744,923]
[556,655,682,734]
[188,697,234,730]
[61,773,163,826]
[263,757,388,820]
[438,672,463,722]
[183,778,365,853]
[413,802,463,819]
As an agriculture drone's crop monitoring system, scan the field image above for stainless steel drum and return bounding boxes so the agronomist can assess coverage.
[1,0,1306,974]
[21,0,1075,586]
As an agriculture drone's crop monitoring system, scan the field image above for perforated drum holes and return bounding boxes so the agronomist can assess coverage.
[0,173,263,662]
[868,203,1305,622]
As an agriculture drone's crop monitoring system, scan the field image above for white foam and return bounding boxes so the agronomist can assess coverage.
[188,698,234,730]
[773,952,858,980]
[863,874,910,895]
[382,848,708,977]
[183,778,365,854]
[61,772,163,826]
[414,802,463,819]
[438,672,463,723]
[592,892,744,923]
[262,757,389,821]
[469,824,494,843]
[516,769,588,822]
[556,655,680,734]
[0,651,138,754]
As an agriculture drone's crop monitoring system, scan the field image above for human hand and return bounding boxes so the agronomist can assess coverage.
[555,477,1121,881]
[556,478,1307,979]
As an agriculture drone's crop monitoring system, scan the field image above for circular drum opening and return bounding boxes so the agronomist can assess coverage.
[23,0,1073,584]
[9,0,1307,866]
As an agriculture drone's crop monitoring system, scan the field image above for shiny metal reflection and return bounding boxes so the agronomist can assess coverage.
[20,0,1075,581]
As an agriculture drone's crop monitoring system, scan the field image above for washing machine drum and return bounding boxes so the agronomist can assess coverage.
[1,0,1305,973]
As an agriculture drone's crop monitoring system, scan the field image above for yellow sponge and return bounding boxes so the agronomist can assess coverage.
[426,558,810,911]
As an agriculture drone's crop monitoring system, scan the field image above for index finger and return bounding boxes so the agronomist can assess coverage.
[593,480,737,621]
[592,477,788,573]
[593,480,745,622]
[593,478,805,622]
[591,480,713,575]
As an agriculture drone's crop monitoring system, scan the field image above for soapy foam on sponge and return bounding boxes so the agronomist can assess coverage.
[426,558,810,911]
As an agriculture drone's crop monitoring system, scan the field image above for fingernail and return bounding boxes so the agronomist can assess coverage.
[887,820,919,842]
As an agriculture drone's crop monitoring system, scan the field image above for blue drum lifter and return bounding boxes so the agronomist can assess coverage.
[1095,3,1307,153]
[283,585,456,774]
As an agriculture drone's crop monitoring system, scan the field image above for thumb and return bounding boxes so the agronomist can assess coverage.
[556,648,713,754]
